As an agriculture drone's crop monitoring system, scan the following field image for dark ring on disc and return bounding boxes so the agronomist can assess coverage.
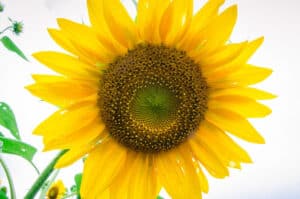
[98,44,208,153]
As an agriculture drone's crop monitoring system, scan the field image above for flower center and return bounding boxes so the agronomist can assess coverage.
[131,86,178,128]
[99,44,208,153]
[48,187,59,199]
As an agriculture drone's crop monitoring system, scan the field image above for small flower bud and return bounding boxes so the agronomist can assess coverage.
[12,21,23,35]
[0,2,4,12]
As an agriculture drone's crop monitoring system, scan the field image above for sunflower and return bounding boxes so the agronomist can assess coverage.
[27,0,274,198]
[47,180,66,199]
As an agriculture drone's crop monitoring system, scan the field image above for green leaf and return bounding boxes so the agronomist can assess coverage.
[157,196,164,199]
[0,189,8,199]
[0,187,7,195]
[0,36,28,61]
[0,137,37,161]
[0,102,20,140]
[74,173,82,191]
[70,185,77,193]
[74,173,82,199]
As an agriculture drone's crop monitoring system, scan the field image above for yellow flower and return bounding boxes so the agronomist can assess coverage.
[47,180,66,199]
[27,0,274,198]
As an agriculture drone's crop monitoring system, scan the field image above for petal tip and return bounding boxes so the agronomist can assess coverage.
[255,36,265,46]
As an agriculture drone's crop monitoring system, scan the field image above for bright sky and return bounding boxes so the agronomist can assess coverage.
[0,0,300,198]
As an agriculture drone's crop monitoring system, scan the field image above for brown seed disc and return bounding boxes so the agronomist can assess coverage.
[98,44,208,153]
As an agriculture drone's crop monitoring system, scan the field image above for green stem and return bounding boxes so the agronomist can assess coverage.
[28,160,40,175]
[24,150,68,199]
[0,26,12,35]
[0,156,16,199]
[62,192,78,199]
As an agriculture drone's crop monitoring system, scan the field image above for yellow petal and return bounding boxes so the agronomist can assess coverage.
[159,0,193,46]
[196,5,238,55]
[48,29,100,65]
[209,65,272,89]
[26,79,97,107]
[32,51,99,79]
[80,138,127,198]
[110,152,134,199]
[205,108,265,143]
[210,87,276,100]
[210,121,252,163]
[196,41,247,69]
[102,0,138,49]
[97,189,110,199]
[48,29,94,65]
[191,160,209,193]
[209,95,272,118]
[230,37,264,65]
[178,144,203,198]
[57,18,113,63]
[48,28,79,56]
[197,121,252,164]
[204,37,264,82]
[128,154,158,199]
[156,148,202,199]
[31,74,66,83]
[136,0,154,41]
[226,64,273,85]
[87,0,105,30]
[43,118,105,151]
[189,137,229,178]
[137,0,171,44]
[178,0,225,51]
[55,143,94,168]
[87,0,127,55]
[33,102,98,139]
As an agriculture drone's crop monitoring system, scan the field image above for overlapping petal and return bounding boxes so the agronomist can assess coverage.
[178,0,225,50]
[156,148,202,198]
[80,138,127,198]
[208,95,272,118]
[159,0,193,45]
[26,76,98,107]
[137,0,171,44]
[206,108,265,143]
[87,0,128,55]
[32,51,100,79]
[101,0,139,49]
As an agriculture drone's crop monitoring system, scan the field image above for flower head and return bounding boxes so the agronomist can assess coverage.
[28,0,274,198]
[47,180,66,199]
[8,18,23,35]
[12,21,23,35]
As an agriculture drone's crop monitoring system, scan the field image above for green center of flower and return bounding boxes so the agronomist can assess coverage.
[131,86,178,128]
[99,44,208,153]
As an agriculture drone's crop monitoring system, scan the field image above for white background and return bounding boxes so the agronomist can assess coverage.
[0,0,299,198]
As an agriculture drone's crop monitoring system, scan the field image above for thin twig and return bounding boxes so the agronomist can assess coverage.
[62,192,78,199]
[0,26,12,35]
[28,160,40,175]
[0,156,16,199]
